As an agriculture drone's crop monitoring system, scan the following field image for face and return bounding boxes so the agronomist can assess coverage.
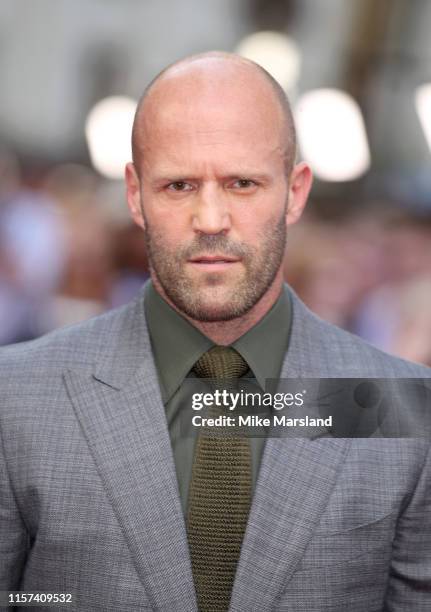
[127,64,311,321]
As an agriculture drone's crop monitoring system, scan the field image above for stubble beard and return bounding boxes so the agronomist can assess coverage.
[143,212,287,322]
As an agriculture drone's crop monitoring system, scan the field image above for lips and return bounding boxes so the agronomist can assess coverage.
[189,255,240,264]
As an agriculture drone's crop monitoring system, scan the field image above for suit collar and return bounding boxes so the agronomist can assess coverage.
[92,286,151,390]
[282,286,345,378]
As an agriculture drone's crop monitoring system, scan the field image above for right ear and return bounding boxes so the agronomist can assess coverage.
[125,162,145,230]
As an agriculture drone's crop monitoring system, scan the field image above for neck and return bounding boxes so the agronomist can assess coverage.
[151,271,284,345]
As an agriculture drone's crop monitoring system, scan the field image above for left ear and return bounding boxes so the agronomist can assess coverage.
[285,161,313,227]
[125,162,146,230]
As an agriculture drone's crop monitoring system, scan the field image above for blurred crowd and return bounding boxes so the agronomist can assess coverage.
[1,149,430,367]
[0,151,148,346]
[286,210,431,367]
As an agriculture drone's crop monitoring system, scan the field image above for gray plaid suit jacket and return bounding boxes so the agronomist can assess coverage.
[1,285,430,611]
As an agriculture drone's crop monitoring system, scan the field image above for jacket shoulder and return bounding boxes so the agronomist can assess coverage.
[288,289,431,378]
[0,292,145,376]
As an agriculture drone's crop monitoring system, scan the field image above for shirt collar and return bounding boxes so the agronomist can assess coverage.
[144,282,213,403]
[232,285,292,391]
[144,280,292,403]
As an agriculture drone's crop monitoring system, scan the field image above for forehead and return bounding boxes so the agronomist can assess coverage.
[137,64,287,172]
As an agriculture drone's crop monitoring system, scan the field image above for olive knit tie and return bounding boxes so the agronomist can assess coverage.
[187,346,252,612]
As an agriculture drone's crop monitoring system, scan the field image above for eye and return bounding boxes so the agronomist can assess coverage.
[166,181,193,192]
[231,179,257,189]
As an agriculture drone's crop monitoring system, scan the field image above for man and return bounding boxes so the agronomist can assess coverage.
[0,52,430,611]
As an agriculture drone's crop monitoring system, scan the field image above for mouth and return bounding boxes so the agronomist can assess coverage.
[188,254,241,270]
[189,254,239,263]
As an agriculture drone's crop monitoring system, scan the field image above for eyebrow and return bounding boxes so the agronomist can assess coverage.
[150,172,273,185]
[223,173,273,183]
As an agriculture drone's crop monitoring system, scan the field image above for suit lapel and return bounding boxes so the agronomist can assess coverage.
[229,290,351,610]
[229,436,350,610]
[63,289,197,611]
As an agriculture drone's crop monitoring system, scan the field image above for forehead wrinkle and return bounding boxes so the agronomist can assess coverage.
[143,144,286,185]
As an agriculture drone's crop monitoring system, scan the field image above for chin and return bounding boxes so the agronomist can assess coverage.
[189,305,243,323]
[185,291,252,322]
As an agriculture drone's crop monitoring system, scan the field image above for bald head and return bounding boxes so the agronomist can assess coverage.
[131,51,297,176]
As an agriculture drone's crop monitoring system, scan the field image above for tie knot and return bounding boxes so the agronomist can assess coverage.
[193,346,249,380]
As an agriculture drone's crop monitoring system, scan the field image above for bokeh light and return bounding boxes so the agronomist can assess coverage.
[235,31,301,92]
[295,88,371,181]
[415,83,431,154]
[85,96,137,180]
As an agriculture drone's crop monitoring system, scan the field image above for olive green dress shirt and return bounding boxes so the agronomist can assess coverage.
[144,281,292,515]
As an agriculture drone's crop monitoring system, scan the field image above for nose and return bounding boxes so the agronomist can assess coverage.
[191,184,231,235]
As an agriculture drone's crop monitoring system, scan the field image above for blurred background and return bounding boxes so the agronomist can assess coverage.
[1,0,431,366]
